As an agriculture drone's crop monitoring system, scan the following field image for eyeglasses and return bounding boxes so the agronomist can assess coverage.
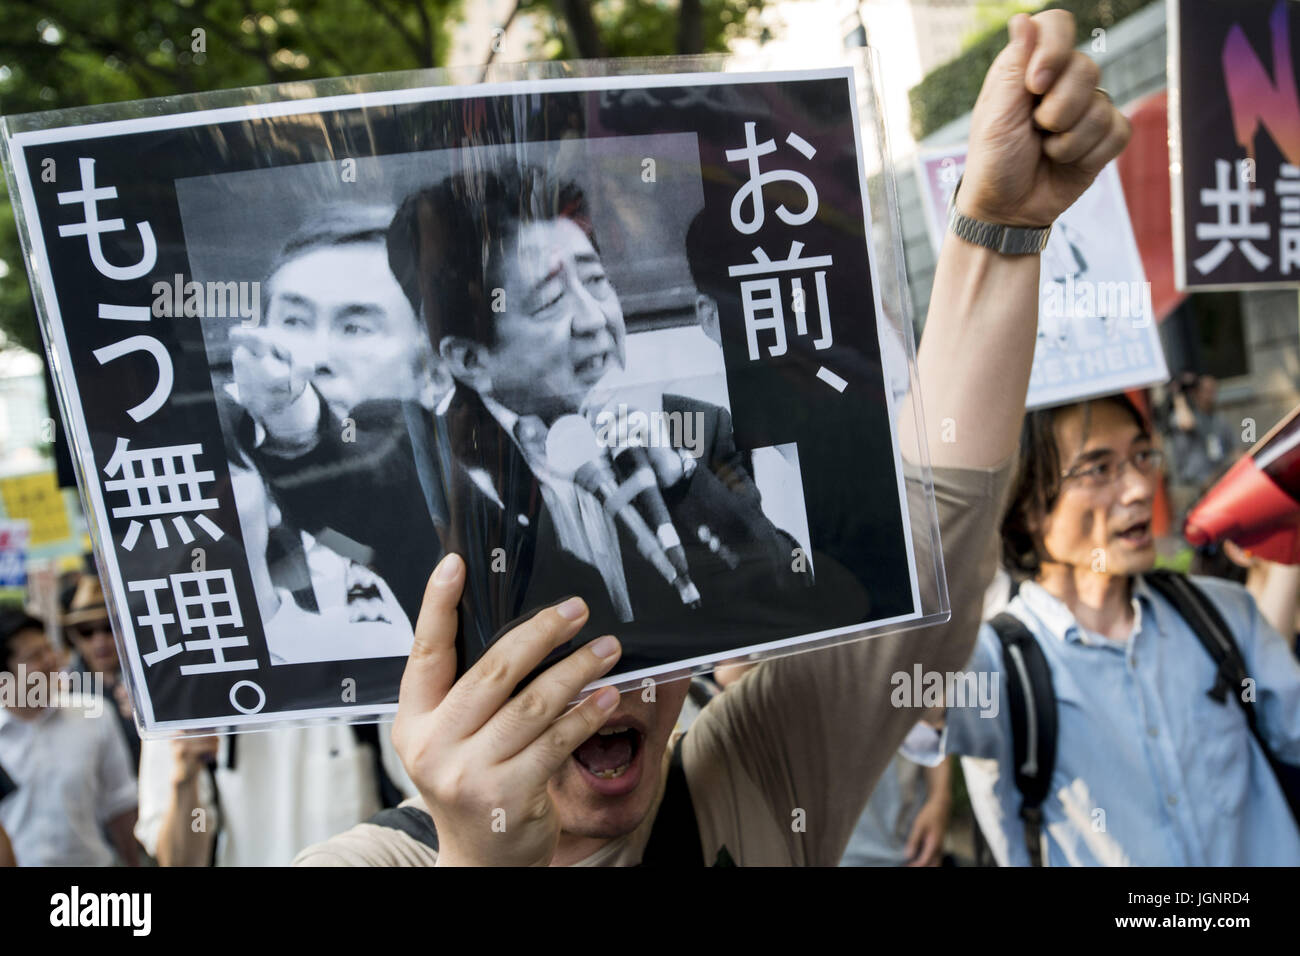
[74,622,112,639]
[1062,448,1165,488]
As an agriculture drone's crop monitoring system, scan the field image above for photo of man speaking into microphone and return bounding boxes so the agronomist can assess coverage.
[153,73,919,714]
[385,161,819,674]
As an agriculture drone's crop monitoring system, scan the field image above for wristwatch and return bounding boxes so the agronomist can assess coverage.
[947,175,1051,254]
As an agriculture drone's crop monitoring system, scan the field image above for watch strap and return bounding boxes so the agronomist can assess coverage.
[947,176,1052,254]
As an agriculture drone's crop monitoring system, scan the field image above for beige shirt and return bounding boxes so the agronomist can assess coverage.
[293,457,1015,866]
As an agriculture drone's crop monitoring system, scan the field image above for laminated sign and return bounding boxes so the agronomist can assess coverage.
[2,63,941,732]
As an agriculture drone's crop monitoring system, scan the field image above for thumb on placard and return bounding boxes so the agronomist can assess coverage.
[983,14,1038,107]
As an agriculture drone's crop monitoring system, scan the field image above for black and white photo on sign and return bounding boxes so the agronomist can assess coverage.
[8,69,926,729]
[175,133,815,661]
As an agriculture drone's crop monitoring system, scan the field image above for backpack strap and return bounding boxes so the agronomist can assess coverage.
[1142,570,1300,828]
[204,758,223,867]
[1143,570,1245,705]
[989,612,1058,867]
[0,759,16,801]
[362,735,706,865]
[350,723,405,810]
[367,804,440,851]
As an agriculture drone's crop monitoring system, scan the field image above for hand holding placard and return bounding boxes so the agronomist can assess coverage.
[392,555,623,867]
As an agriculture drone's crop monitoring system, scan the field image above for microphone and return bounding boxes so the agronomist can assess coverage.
[546,415,701,607]
[609,442,696,587]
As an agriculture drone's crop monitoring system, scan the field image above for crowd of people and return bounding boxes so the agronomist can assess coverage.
[1,10,1298,867]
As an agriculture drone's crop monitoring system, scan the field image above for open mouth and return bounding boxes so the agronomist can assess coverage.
[574,351,611,380]
[572,723,644,795]
[1114,519,1152,546]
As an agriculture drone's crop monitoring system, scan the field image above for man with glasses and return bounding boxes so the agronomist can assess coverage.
[938,394,1300,865]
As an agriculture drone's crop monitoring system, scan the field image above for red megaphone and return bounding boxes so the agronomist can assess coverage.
[1184,404,1300,564]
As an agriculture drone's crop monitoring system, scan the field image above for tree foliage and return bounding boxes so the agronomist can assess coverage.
[907,0,1158,143]
[0,0,772,353]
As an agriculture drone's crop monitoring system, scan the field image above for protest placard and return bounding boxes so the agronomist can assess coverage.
[1171,0,1300,291]
[917,146,1167,408]
[0,520,29,603]
[4,66,937,731]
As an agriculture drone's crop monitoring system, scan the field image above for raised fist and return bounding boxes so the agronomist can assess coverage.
[958,11,1132,229]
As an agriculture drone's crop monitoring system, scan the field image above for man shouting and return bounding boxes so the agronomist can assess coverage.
[296,11,1131,867]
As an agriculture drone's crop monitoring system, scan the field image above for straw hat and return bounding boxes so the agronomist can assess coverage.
[62,574,109,628]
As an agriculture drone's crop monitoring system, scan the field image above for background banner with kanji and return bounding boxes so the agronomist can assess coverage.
[1172,0,1300,290]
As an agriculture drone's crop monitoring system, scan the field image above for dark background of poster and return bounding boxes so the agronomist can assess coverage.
[21,74,910,723]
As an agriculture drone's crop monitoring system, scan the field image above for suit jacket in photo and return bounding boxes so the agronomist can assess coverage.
[235,384,868,675]
[230,392,445,628]
[425,385,860,675]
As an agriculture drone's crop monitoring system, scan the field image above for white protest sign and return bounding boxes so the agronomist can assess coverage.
[917,146,1168,408]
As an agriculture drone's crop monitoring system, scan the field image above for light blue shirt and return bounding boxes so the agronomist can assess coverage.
[945,576,1300,866]
[839,754,929,867]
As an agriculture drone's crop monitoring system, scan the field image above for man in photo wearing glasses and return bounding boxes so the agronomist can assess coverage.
[937,394,1300,865]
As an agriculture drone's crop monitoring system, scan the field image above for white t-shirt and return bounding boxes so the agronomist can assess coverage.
[136,723,413,867]
[0,696,137,866]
